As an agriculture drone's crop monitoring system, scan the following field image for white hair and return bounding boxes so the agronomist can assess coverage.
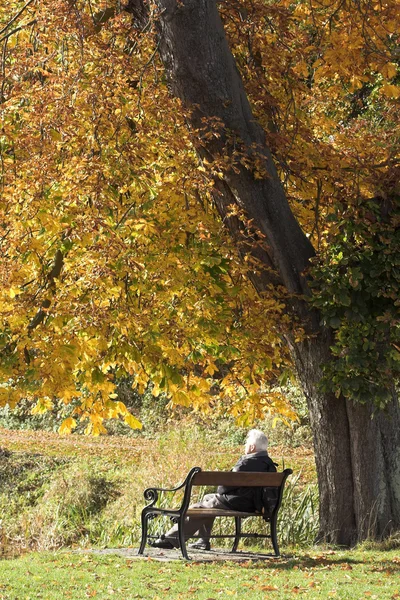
[246,429,268,451]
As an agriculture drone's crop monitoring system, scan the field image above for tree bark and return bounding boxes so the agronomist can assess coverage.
[130,0,400,544]
[289,334,358,544]
[345,392,400,540]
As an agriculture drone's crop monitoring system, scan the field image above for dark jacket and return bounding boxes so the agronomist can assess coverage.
[217,451,278,513]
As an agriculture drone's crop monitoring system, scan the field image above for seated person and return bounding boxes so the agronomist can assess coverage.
[151,428,277,550]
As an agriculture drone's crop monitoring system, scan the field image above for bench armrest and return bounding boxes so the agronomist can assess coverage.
[142,466,202,510]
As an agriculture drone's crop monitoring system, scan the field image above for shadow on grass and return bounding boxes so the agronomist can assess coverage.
[222,553,400,574]
[99,545,400,572]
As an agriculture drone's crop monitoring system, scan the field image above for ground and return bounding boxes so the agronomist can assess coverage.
[1,548,400,599]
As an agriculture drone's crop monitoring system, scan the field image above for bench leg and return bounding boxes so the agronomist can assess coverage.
[270,514,280,557]
[232,517,241,553]
[177,519,190,560]
[138,510,150,555]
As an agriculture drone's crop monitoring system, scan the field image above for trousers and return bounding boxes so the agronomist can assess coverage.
[164,493,227,547]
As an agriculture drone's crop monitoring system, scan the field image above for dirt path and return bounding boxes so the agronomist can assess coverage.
[80,546,285,563]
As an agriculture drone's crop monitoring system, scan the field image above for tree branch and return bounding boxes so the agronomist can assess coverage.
[0,0,35,37]
[0,19,37,44]
[27,249,64,332]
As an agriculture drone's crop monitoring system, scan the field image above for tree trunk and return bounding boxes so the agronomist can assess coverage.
[292,333,400,544]
[345,392,400,540]
[290,334,358,545]
[130,0,400,544]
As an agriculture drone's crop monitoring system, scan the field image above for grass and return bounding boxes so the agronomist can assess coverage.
[0,549,400,599]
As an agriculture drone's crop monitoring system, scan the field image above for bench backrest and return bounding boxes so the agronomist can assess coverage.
[191,471,288,487]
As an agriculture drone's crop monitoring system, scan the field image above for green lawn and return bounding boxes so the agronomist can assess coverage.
[0,549,399,599]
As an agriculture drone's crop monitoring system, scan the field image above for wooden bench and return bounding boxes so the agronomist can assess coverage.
[138,466,292,560]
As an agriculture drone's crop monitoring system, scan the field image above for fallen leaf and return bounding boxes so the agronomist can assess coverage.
[259,585,278,591]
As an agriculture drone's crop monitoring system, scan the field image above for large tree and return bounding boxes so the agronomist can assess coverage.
[125,0,400,545]
[0,0,399,544]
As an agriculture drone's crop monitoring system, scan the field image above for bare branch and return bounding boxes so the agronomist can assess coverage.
[28,298,51,330]
[0,0,35,36]
[27,250,64,332]
[0,19,37,44]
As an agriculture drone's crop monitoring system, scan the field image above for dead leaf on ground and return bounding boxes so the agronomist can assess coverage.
[259,585,278,591]
[291,586,308,594]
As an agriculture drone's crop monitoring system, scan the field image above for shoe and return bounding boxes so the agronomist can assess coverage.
[150,538,174,549]
[189,541,211,551]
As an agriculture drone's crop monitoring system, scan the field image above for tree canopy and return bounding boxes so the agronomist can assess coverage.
[0,0,399,435]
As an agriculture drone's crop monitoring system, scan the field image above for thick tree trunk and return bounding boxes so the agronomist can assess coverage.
[290,334,358,545]
[292,333,400,543]
[346,392,400,539]
[130,0,400,544]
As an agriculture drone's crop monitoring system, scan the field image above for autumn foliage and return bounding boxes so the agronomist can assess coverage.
[0,0,399,434]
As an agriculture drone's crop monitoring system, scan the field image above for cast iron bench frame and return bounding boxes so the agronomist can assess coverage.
[138,466,292,560]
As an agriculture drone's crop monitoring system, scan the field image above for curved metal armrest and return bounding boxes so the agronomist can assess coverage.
[142,467,202,510]
[142,487,159,507]
[144,481,189,495]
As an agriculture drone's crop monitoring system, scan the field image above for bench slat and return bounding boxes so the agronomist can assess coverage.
[192,471,285,487]
[186,508,261,517]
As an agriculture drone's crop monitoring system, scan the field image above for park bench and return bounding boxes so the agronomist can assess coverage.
[138,466,292,560]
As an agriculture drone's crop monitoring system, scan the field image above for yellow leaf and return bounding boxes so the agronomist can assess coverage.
[116,401,128,415]
[59,417,77,435]
[124,413,142,430]
[380,84,400,99]
[31,398,53,414]
[9,287,20,299]
[92,422,107,436]
[0,387,10,406]
[49,129,62,141]
[380,63,397,79]
[60,388,78,403]
[350,76,363,90]
[204,362,217,376]
[294,61,308,78]
[171,390,191,407]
